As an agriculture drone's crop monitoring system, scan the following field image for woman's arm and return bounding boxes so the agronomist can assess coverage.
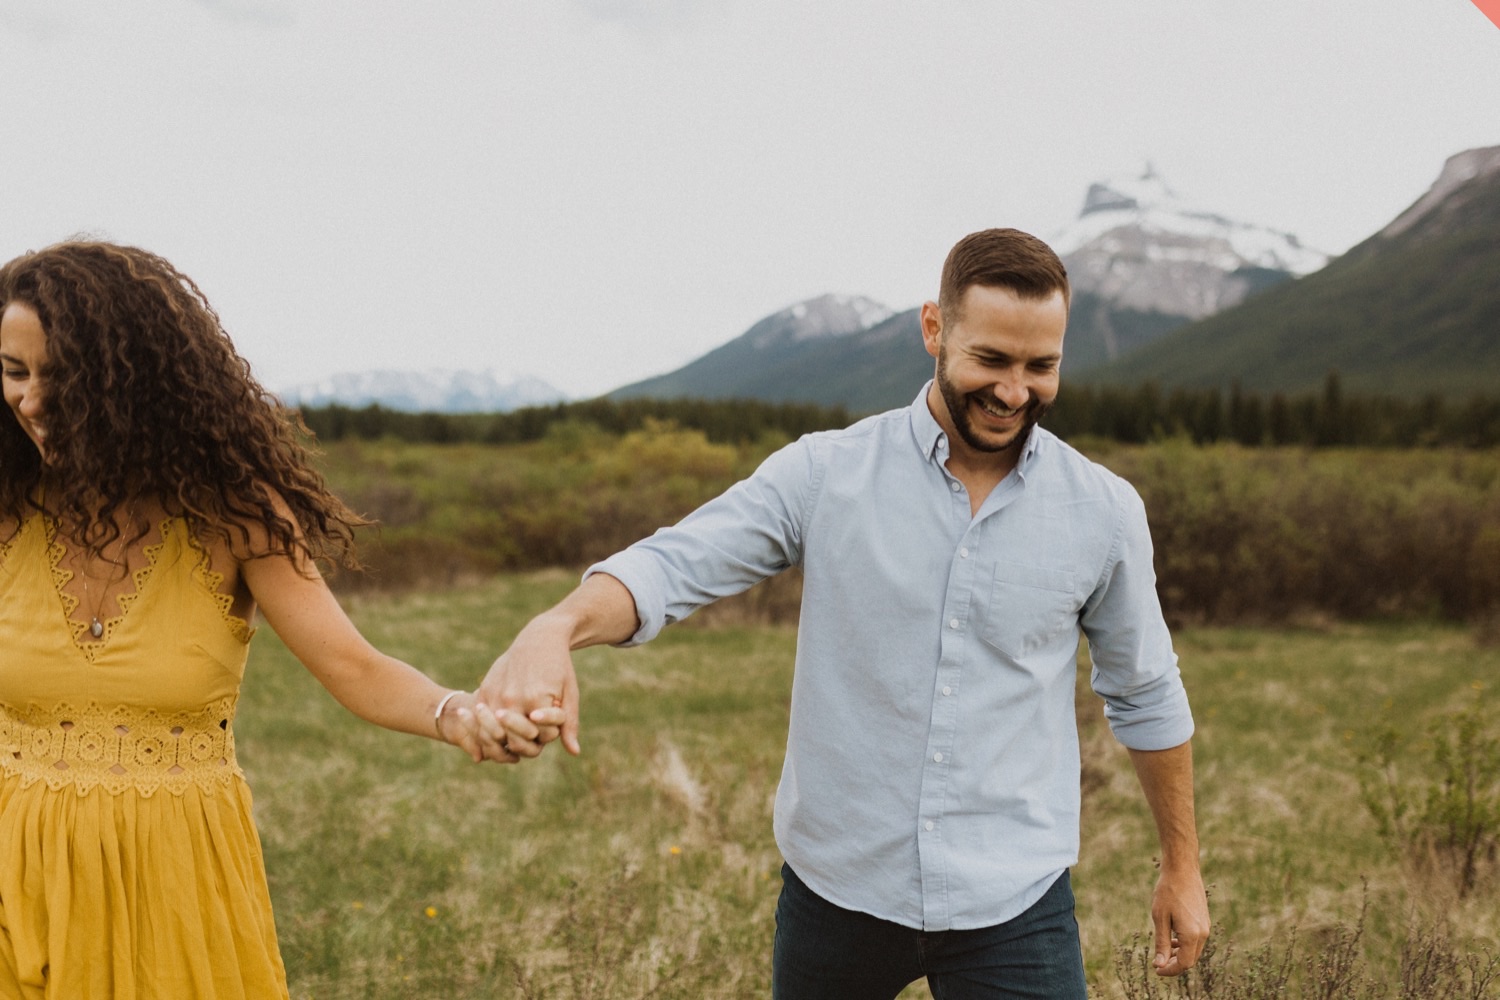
[233,508,558,761]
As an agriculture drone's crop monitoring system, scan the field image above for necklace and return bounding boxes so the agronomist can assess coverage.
[79,505,138,640]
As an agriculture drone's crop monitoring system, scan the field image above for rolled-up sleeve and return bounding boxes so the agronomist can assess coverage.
[585,437,814,646]
[1080,482,1195,751]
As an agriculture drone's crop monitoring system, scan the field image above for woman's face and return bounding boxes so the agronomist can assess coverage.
[0,301,51,459]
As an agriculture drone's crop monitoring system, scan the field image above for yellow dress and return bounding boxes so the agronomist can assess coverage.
[0,514,290,999]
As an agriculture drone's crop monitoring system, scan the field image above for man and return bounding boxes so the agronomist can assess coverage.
[479,228,1209,998]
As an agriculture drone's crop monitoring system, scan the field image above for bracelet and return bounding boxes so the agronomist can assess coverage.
[433,690,463,738]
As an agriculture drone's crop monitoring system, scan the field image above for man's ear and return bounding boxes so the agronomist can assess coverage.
[919,301,943,360]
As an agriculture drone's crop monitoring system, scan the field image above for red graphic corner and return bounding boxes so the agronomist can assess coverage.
[1474,0,1500,30]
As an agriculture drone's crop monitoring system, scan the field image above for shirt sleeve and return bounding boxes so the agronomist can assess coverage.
[1079,479,1196,751]
[584,436,816,646]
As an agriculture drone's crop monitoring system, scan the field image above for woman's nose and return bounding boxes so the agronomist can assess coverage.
[17,385,44,418]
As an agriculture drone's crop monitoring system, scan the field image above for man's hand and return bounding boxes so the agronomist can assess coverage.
[1149,863,1210,976]
[475,572,642,759]
[477,620,582,756]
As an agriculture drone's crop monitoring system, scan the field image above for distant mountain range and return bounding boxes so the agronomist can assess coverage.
[607,294,931,414]
[284,146,1499,414]
[278,369,566,413]
[609,165,1335,411]
[1082,145,1500,395]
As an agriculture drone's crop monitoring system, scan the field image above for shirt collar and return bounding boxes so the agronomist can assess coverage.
[907,380,1048,472]
[908,381,947,461]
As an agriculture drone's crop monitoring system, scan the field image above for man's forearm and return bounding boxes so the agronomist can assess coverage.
[1128,741,1201,867]
[533,571,641,650]
[1128,740,1210,976]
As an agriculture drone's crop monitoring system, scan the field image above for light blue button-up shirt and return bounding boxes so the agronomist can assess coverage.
[588,384,1194,931]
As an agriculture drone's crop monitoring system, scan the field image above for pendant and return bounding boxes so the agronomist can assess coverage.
[89,617,104,639]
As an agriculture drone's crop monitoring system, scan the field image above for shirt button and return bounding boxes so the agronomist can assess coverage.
[942,686,952,696]
[949,481,961,493]
[948,618,959,629]
[933,752,944,763]
[959,547,969,558]
[924,821,935,831]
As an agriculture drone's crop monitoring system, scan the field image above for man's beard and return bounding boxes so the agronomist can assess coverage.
[937,342,1051,457]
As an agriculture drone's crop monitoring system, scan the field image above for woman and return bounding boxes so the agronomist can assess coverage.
[0,241,554,998]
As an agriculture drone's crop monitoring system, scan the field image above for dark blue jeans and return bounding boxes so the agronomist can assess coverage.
[773,865,1088,1000]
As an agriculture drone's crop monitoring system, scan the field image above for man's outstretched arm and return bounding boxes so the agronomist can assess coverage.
[477,572,639,757]
[1128,741,1211,977]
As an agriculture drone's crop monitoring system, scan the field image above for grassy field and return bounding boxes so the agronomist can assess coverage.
[237,573,1500,999]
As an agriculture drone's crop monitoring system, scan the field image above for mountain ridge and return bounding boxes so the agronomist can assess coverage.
[1080,144,1500,395]
[607,166,1327,411]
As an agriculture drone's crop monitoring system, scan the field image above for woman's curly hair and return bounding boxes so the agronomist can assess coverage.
[0,240,369,566]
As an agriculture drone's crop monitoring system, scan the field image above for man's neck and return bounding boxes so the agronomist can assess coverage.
[944,434,1026,517]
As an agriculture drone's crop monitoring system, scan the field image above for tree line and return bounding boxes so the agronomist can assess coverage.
[294,373,1500,449]
[297,396,851,447]
[1050,373,1500,448]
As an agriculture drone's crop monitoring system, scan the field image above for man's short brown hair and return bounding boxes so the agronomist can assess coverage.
[937,228,1070,321]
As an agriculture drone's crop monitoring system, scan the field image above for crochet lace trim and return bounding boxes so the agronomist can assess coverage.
[0,698,243,797]
[44,516,254,661]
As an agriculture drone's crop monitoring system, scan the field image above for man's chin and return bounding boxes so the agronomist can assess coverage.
[960,413,1043,456]
[954,425,1023,455]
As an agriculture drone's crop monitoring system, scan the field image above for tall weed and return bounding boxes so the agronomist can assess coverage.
[1358,699,1500,901]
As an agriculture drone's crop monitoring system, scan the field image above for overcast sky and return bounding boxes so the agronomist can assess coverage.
[3,1,1497,399]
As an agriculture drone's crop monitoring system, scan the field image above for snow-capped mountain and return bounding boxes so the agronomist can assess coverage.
[278,369,567,413]
[1053,166,1328,316]
[608,292,922,412]
[740,293,896,348]
[1088,143,1500,396]
[1051,166,1328,368]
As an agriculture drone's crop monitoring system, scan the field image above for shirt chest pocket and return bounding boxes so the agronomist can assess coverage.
[978,561,1080,660]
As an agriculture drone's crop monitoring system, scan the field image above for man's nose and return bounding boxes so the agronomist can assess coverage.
[989,371,1029,409]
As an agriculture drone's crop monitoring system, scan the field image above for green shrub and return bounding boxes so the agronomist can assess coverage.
[1358,699,1500,901]
[313,433,1500,629]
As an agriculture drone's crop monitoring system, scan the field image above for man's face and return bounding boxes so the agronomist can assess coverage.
[921,285,1067,465]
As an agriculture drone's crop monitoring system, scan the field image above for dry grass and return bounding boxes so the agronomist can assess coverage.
[235,575,1500,998]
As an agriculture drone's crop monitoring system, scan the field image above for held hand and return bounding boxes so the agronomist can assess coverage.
[438,694,568,764]
[477,620,582,755]
[435,691,515,763]
[1150,864,1211,977]
[472,702,568,761]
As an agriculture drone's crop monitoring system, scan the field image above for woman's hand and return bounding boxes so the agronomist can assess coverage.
[438,692,566,763]
[436,691,505,762]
